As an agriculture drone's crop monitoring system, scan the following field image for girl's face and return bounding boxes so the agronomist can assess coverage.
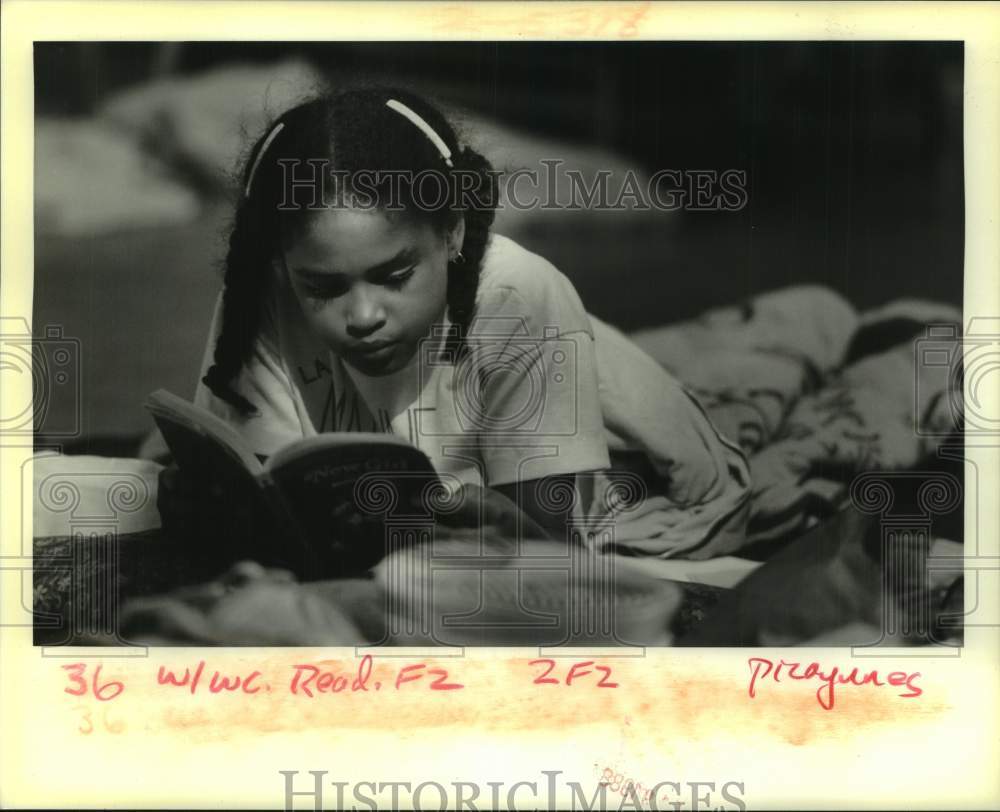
[283,206,462,376]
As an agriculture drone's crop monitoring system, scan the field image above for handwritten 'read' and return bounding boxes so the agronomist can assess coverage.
[61,656,624,700]
[61,654,923,710]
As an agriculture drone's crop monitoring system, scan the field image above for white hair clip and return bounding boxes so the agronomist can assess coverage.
[385,99,454,168]
[244,122,285,198]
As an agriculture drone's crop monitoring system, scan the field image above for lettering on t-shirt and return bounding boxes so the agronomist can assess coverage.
[297,358,333,386]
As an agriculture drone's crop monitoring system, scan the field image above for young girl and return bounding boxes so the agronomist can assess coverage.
[160,87,750,559]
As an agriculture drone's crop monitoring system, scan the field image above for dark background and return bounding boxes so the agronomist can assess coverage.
[33,41,964,443]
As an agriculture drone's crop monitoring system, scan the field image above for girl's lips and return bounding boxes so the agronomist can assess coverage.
[348,341,398,362]
[353,340,396,353]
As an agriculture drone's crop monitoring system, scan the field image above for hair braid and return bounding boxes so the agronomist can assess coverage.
[446,145,498,353]
[201,153,283,414]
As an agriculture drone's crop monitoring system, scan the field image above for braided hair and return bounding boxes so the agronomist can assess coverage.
[202,88,499,414]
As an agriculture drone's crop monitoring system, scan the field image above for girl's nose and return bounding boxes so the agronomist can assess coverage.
[344,285,387,338]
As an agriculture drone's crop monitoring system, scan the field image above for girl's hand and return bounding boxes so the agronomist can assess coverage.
[435,482,554,542]
[493,475,581,540]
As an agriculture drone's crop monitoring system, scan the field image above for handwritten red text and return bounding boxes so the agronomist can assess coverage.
[747,657,922,710]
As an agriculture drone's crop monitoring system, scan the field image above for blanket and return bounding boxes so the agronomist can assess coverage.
[678,505,964,646]
[36,486,685,647]
[625,286,962,548]
[49,497,959,647]
[116,536,685,647]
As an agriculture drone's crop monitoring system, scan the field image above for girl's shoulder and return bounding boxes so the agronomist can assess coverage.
[475,233,592,337]
[479,233,578,303]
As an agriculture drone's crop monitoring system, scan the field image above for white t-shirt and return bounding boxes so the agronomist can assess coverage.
[192,233,752,557]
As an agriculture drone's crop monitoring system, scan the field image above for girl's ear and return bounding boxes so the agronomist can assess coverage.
[446,216,466,260]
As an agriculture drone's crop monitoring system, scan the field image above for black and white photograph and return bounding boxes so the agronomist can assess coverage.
[27,38,969,649]
[5,3,1000,810]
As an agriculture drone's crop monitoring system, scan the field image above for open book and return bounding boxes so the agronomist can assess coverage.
[145,389,440,577]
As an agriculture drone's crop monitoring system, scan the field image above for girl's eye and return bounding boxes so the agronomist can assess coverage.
[305,282,349,300]
[302,266,415,300]
[383,267,416,289]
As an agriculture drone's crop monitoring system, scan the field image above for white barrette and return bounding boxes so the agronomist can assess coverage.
[245,122,285,198]
[385,99,454,168]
